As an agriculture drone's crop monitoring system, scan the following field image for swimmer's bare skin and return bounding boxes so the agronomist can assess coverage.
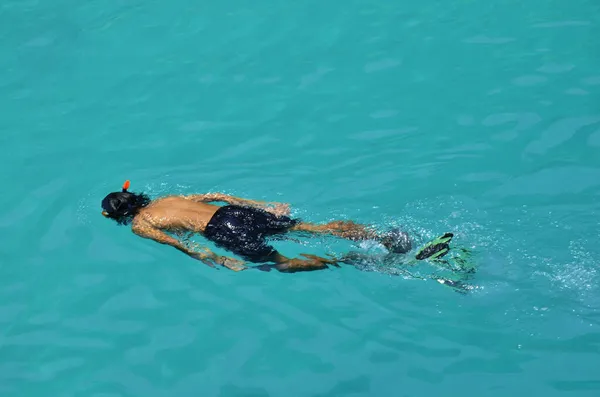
[128,193,375,272]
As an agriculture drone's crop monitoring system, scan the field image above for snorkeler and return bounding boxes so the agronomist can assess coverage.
[101,181,452,273]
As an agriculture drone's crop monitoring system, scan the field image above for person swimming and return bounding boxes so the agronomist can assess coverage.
[101,180,450,273]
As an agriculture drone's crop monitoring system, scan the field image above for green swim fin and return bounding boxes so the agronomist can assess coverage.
[415,232,453,260]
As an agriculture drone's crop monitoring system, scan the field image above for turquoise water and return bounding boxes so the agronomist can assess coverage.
[2,0,600,395]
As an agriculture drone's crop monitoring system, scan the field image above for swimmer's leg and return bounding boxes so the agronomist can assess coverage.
[253,251,339,273]
[291,220,376,239]
[290,221,413,253]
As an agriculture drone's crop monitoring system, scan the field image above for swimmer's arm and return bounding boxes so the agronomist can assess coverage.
[184,192,266,207]
[184,193,290,216]
[131,220,246,271]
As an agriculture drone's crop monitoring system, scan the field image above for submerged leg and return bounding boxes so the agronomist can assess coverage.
[254,251,340,273]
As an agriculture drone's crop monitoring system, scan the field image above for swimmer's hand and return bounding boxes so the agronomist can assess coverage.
[215,256,247,272]
[265,203,291,217]
[190,252,217,267]
[192,252,247,271]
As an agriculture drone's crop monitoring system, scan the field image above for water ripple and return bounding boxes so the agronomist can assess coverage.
[2,0,600,396]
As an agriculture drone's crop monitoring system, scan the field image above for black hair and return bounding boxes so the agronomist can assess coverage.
[101,190,151,225]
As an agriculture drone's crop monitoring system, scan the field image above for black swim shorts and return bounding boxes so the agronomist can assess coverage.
[203,205,300,262]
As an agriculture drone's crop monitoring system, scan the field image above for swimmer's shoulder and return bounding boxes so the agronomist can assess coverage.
[142,195,182,208]
[133,204,171,231]
[133,197,169,223]
[133,195,193,222]
[132,207,154,225]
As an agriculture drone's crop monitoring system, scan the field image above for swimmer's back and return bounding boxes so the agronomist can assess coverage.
[136,196,220,233]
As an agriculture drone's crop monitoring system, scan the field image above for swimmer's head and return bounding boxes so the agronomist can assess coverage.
[101,180,151,225]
